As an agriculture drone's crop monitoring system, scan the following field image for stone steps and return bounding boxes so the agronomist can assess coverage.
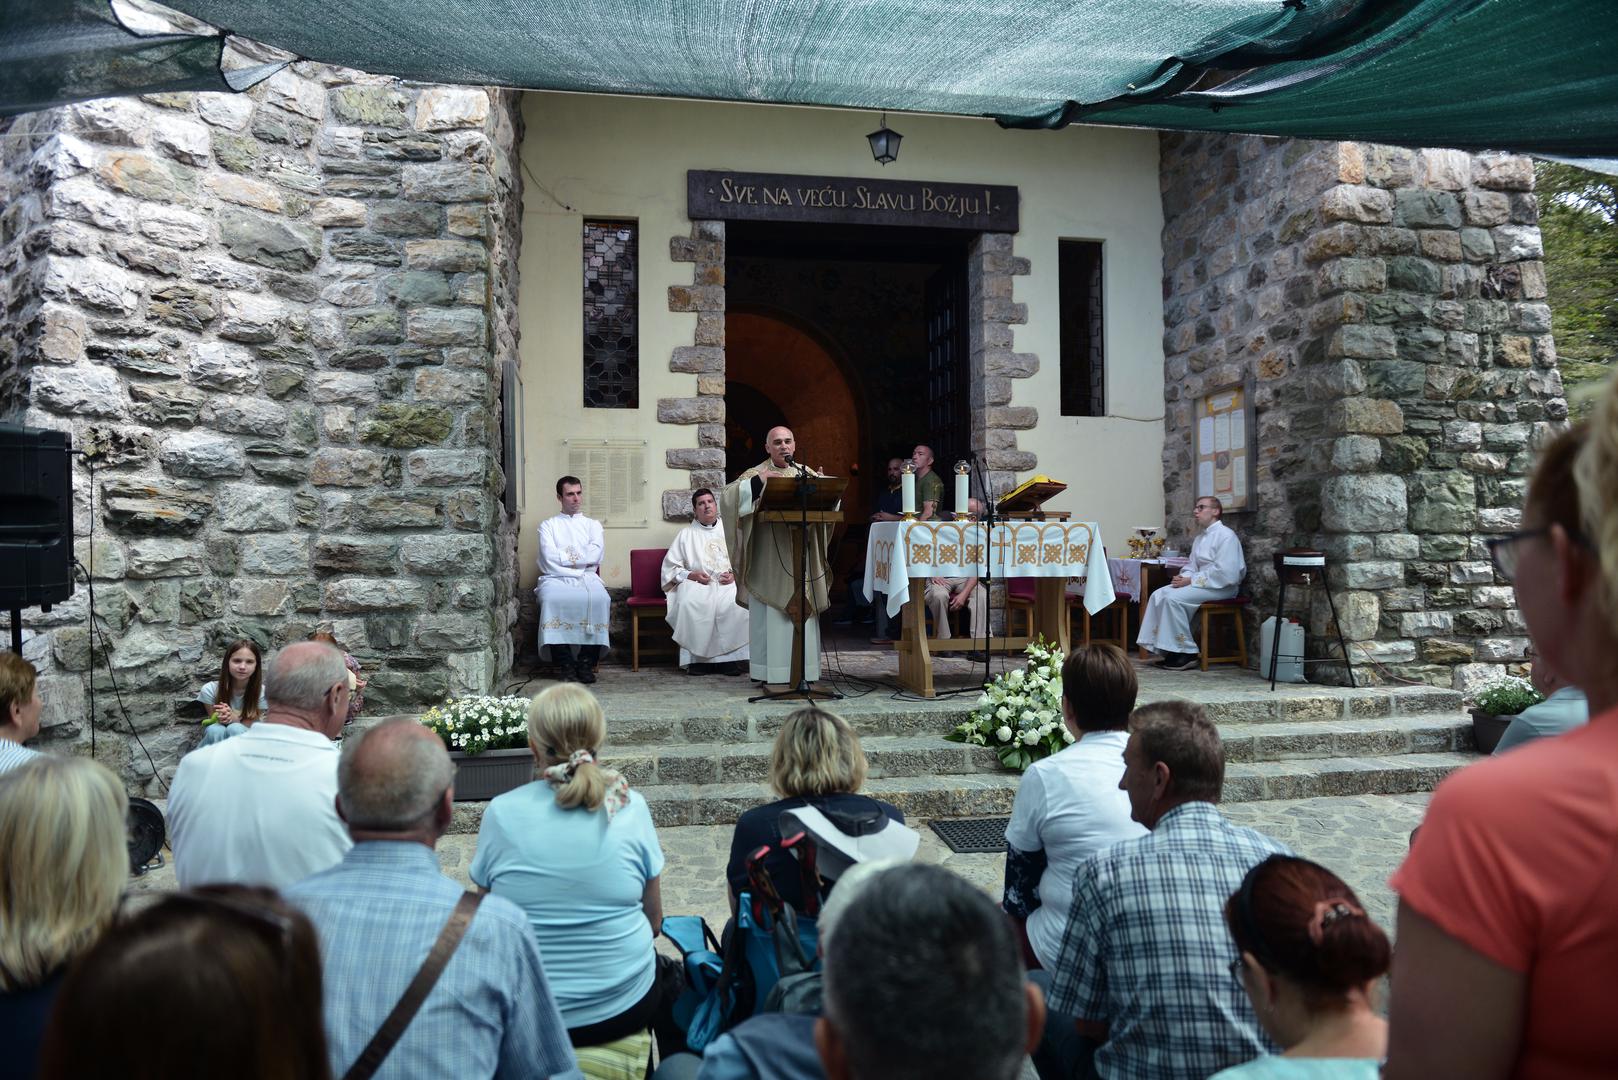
[587,683,1464,746]
[445,712,1477,832]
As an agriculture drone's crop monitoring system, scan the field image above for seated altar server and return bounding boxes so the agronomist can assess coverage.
[537,475,610,684]
[1137,496,1246,670]
[662,488,751,675]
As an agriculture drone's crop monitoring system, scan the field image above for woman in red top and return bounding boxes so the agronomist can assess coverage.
[1386,374,1618,1080]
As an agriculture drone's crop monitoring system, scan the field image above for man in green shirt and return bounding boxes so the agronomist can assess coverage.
[912,444,946,521]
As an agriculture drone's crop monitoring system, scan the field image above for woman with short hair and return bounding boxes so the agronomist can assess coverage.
[725,707,903,915]
[470,683,667,1064]
[39,885,331,1080]
[1212,855,1390,1077]
[0,652,44,773]
[1002,643,1147,969]
[0,756,131,1076]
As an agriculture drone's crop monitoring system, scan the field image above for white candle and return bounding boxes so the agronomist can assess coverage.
[901,471,916,516]
[954,470,970,517]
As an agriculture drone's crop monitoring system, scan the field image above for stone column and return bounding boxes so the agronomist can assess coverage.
[0,68,523,789]
[1159,134,1560,689]
[660,220,727,520]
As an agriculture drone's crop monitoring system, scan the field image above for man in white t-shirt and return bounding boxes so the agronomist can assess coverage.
[1002,643,1146,969]
[167,641,353,887]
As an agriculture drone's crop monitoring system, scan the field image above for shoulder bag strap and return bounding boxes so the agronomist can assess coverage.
[342,891,485,1080]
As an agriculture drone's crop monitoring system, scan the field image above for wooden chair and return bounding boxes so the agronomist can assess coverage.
[627,548,675,671]
[1005,576,1131,650]
[1198,596,1250,670]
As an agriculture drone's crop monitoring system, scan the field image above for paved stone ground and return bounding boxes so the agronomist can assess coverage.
[133,792,1430,941]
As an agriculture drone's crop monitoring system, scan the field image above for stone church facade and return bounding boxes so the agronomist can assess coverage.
[0,64,1561,790]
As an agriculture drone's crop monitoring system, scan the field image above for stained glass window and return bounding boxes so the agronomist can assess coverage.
[1059,240,1105,417]
[583,220,638,408]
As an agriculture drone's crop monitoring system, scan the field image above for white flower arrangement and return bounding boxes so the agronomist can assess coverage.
[421,695,533,756]
[945,637,1071,771]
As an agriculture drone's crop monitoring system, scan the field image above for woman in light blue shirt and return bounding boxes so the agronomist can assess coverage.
[470,683,665,1053]
[1212,856,1389,1079]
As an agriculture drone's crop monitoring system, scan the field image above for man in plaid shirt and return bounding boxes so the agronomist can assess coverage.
[1039,701,1289,1080]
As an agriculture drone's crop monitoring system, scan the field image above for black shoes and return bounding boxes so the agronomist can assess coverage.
[575,664,597,684]
[1161,653,1200,671]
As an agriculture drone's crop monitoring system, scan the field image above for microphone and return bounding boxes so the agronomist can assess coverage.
[783,453,795,466]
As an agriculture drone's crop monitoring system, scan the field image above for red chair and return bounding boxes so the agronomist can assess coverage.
[1198,596,1251,670]
[627,548,674,671]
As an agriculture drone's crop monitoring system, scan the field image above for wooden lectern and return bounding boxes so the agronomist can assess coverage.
[997,474,1070,521]
[753,475,846,698]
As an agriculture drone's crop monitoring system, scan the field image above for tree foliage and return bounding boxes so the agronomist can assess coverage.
[1536,161,1618,415]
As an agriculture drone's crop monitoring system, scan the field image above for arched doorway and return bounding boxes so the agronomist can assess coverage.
[725,309,867,520]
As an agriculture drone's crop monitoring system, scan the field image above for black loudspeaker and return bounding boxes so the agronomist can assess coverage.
[0,425,74,610]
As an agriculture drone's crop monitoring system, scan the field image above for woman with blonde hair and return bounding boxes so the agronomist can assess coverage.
[1386,372,1618,1079]
[725,707,904,914]
[0,756,130,1076]
[470,683,668,1067]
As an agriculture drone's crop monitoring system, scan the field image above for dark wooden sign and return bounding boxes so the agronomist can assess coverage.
[688,170,1019,232]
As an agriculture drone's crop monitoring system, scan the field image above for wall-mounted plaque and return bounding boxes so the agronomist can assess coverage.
[565,438,647,527]
[1193,381,1257,513]
[688,170,1019,232]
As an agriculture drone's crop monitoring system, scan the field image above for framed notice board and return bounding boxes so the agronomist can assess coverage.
[1194,381,1256,513]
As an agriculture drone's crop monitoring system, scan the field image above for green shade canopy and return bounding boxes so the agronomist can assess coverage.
[4,0,1617,158]
[1,0,281,117]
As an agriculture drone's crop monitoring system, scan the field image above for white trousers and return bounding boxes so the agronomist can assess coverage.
[1135,583,1237,655]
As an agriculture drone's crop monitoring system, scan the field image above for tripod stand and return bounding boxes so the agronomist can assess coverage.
[748,467,845,704]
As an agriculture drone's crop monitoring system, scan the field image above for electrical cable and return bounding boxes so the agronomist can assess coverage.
[73,558,167,793]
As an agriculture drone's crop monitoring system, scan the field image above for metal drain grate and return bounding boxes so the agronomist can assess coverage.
[929,817,1012,854]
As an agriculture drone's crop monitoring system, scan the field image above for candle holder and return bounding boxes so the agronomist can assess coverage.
[900,459,917,520]
[953,461,972,520]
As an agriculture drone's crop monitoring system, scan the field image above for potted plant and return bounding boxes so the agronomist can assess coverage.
[946,638,1072,771]
[1467,676,1543,754]
[422,695,536,801]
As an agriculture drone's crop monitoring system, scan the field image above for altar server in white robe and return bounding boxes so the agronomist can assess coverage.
[536,475,609,684]
[1136,495,1246,670]
[662,488,751,675]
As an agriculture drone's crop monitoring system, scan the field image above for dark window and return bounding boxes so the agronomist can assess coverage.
[1059,240,1104,417]
[582,220,638,408]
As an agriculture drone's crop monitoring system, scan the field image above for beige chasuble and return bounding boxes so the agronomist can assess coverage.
[719,460,836,683]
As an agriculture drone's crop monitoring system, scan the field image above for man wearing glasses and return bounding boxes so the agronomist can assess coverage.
[1137,496,1246,670]
[168,641,353,888]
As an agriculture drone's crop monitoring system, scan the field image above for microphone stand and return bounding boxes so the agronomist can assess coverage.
[750,456,842,704]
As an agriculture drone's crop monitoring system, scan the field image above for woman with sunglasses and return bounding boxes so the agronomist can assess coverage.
[1212,856,1389,1078]
[38,885,330,1079]
[1386,374,1618,1080]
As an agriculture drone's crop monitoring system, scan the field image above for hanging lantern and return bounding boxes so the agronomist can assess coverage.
[867,112,902,166]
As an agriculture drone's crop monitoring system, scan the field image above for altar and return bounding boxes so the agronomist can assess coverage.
[864,520,1114,697]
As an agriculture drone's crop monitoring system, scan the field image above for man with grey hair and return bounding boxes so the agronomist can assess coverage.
[168,640,353,887]
[288,719,578,1080]
[817,863,1044,1080]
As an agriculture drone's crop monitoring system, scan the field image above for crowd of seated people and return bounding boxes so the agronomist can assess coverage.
[3,373,1617,1080]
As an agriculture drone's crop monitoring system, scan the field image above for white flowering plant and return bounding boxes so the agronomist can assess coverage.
[945,637,1072,771]
[422,695,532,756]
[1467,675,1543,717]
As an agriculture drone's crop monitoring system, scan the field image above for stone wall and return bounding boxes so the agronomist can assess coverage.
[1,68,524,789]
[1158,134,1562,689]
